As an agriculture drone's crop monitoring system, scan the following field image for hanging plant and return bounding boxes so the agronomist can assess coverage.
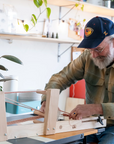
[23,0,51,32]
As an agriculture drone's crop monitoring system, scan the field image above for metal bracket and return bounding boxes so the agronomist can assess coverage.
[1,39,13,44]
[57,6,76,62]
[96,127,105,135]
[7,39,13,44]
[97,116,104,125]
[57,43,61,62]
[57,43,75,62]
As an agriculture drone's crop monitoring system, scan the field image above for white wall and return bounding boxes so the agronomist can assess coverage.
[0,0,111,110]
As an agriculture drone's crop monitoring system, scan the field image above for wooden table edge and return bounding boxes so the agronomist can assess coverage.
[41,128,98,140]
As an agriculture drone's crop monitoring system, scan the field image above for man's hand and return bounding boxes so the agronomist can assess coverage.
[39,101,46,113]
[69,104,103,120]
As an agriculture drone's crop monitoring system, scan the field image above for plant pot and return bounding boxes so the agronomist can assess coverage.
[111,1,114,8]
[103,0,114,8]
[103,0,111,8]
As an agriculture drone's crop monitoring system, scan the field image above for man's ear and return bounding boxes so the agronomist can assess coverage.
[112,38,114,48]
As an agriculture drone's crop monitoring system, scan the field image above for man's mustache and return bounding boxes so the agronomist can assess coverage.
[95,56,106,60]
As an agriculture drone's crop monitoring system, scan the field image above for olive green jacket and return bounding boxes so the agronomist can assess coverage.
[42,50,114,125]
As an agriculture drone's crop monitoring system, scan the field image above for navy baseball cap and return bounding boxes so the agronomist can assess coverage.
[78,16,114,49]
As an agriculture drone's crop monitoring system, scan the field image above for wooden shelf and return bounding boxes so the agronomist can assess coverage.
[47,0,114,17]
[0,33,80,44]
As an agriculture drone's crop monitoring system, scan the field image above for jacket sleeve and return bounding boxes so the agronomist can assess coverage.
[101,103,114,119]
[41,50,88,103]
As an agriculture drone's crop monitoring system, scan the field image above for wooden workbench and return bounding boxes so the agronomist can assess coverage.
[0,128,99,144]
[41,128,98,139]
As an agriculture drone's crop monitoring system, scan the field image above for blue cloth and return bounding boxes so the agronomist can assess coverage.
[86,126,114,144]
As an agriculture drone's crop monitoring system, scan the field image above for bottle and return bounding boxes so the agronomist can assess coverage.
[47,32,49,38]
[56,33,58,39]
[51,32,54,38]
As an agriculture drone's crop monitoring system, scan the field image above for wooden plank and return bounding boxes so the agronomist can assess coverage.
[47,0,114,17]
[56,118,106,134]
[7,123,44,139]
[44,89,60,135]
[0,33,80,44]
[0,92,8,142]
[4,90,46,95]
[7,115,43,125]
[34,110,45,117]
[41,128,98,140]
[33,120,43,123]
[65,97,84,120]
[83,129,98,136]
[71,47,85,61]
[7,117,106,140]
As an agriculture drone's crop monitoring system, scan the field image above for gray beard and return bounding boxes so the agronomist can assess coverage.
[90,49,114,69]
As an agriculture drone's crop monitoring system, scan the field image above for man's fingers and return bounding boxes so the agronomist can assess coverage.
[39,101,46,113]
[42,101,46,107]
[69,111,83,120]
[69,112,78,119]
[75,114,82,120]
[39,108,44,113]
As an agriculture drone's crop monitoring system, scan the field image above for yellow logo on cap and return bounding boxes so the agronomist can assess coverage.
[85,27,94,37]
[104,31,108,36]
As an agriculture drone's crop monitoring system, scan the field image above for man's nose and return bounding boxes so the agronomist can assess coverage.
[90,51,99,58]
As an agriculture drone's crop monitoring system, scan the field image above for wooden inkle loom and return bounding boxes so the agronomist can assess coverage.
[0,89,106,142]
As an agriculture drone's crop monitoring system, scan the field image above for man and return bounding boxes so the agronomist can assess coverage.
[40,16,114,143]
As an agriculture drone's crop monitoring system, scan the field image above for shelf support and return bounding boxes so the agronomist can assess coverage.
[0,39,13,44]
[57,43,61,62]
[57,6,76,62]
[7,39,13,44]
[58,6,74,62]
[57,6,62,62]
[58,43,75,62]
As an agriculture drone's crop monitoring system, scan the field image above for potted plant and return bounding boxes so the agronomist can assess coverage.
[111,0,114,8]
[0,55,22,91]
[103,0,114,8]
[23,0,51,32]
[23,0,85,33]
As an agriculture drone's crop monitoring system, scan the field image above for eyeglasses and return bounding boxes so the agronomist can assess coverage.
[89,42,109,54]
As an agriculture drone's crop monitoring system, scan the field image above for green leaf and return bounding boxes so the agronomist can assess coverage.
[31,14,37,26]
[18,20,20,25]
[44,0,47,7]
[0,73,5,79]
[33,0,43,8]
[0,78,14,82]
[81,4,84,11]
[75,3,79,7]
[1,55,23,65]
[46,7,51,18]
[0,86,2,91]
[32,14,37,23]
[31,18,35,26]
[83,19,86,22]
[23,24,29,32]
[77,22,80,26]
[0,65,8,71]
